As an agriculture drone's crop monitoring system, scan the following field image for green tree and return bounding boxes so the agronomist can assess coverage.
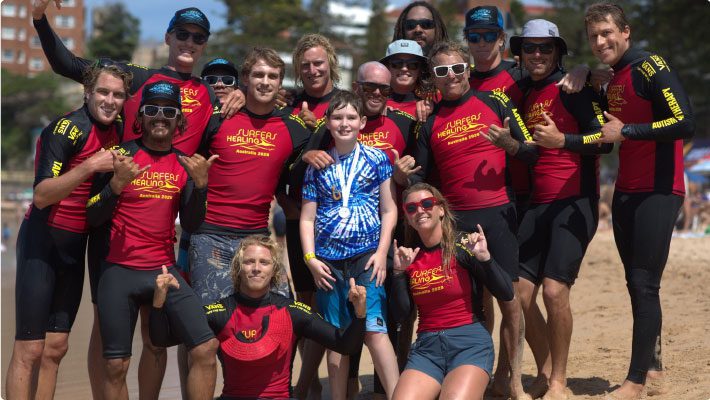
[1,70,71,168]
[87,3,140,61]
[364,0,389,62]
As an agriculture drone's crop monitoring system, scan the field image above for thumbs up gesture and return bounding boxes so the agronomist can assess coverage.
[299,102,317,130]
[594,111,626,143]
[530,112,565,149]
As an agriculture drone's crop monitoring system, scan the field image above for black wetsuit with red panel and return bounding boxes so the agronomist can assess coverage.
[606,47,694,384]
[86,140,213,359]
[15,105,121,340]
[412,89,536,280]
[150,292,365,399]
[386,92,421,118]
[517,69,612,285]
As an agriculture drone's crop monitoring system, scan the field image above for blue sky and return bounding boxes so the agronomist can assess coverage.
[83,0,549,41]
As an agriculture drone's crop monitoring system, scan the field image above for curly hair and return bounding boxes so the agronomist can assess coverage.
[402,183,457,277]
[292,33,340,87]
[82,62,133,102]
[230,235,286,292]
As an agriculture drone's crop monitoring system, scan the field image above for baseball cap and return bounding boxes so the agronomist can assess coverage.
[166,7,210,36]
[219,306,293,362]
[140,81,182,108]
[464,6,504,31]
[510,19,568,56]
[379,40,427,64]
[201,58,239,79]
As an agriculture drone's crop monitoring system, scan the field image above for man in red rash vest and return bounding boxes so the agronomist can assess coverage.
[5,63,130,400]
[411,40,537,400]
[85,81,219,400]
[189,47,310,306]
[510,19,613,400]
[584,3,695,399]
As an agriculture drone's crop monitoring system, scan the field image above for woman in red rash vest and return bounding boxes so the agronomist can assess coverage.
[150,235,367,400]
[390,183,514,400]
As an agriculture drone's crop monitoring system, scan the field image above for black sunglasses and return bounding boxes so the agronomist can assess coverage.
[389,59,421,71]
[203,75,237,86]
[522,42,555,55]
[141,105,181,119]
[358,81,392,97]
[432,63,467,78]
[466,31,499,44]
[174,28,208,45]
[403,197,439,214]
[404,18,435,31]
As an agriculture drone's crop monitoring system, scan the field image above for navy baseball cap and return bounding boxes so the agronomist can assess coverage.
[464,6,504,31]
[201,58,239,78]
[167,7,210,35]
[140,81,182,108]
[510,19,568,56]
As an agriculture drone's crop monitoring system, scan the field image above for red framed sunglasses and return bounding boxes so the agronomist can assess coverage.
[403,197,439,214]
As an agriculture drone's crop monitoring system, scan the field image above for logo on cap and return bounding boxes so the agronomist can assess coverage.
[150,83,175,96]
[209,58,229,66]
[471,8,492,22]
[180,9,206,23]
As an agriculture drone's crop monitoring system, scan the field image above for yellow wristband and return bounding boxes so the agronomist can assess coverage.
[303,252,316,263]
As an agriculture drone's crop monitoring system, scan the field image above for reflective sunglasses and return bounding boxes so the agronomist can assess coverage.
[389,59,421,71]
[403,197,440,214]
[404,18,435,31]
[174,28,208,45]
[466,31,499,44]
[358,81,392,97]
[432,62,468,78]
[141,105,181,119]
[521,42,555,55]
[203,75,237,86]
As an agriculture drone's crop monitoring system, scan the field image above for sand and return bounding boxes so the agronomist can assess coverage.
[2,230,709,399]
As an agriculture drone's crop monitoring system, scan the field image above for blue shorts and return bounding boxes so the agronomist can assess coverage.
[316,250,388,334]
[405,322,494,384]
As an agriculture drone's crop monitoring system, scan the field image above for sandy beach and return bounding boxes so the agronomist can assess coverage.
[1,229,709,399]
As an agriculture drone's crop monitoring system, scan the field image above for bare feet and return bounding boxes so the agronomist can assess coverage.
[605,380,645,400]
[542,386,572,400]
[527,375,549,399]
[645,371,667,396]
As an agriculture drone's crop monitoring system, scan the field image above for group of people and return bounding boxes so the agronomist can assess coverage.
[6,1,694,400]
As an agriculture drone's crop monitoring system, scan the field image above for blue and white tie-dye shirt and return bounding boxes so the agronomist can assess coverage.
[303,144,393,260]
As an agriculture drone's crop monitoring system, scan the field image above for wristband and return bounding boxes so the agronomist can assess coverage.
[303,252,316,263]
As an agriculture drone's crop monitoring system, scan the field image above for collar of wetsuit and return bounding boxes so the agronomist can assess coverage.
[439,88,475,108]
[531,68,565,89]
[612,46,645,72]
[235,291,272,308]
[390,91,419,103]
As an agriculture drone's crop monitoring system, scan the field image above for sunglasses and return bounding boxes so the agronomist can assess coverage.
[174,28,208,45]
[141,105,181,119]
[403,197,440,214]
[466,31,499,44]
[404,18,435,31]
[432,62,468,78]
[389,59,421,71]
[203,75,237,86]
[522,42,555,55]
[358,81,392,97]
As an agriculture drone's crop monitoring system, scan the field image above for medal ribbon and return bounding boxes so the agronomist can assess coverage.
[330,143,361,211]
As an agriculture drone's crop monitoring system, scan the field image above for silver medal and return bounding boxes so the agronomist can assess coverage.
[339,207,350,218]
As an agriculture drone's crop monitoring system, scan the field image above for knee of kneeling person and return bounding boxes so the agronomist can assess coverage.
[189,338,218,364]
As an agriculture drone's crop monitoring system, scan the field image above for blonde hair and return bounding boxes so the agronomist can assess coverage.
[292,34,341,86]
[230,235,285,291]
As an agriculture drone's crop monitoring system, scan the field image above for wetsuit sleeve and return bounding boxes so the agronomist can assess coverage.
[391,111,418,153]
[623,55,695,141]
[34,117,86,187]
[33,15,91,82]
[560,87,613,155]
[278,115,313,194]
[86,171,119,227]
[288,302,365,355]
[455,234,514,302]
[178,178,207,233]
[196,88,224,157]
[411,118,434,185]
[390,272,414,323]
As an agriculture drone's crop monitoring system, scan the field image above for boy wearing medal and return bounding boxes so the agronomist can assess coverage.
[300,90,400,399]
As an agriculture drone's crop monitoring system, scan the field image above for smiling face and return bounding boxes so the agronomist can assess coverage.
[204,66,236,101]
[326,103,367,146]
[238,245,276,298]
[300,46,332,96]
[587,15,630,66]
[141,98,179,145]
[86,71,127,126]
[245,59,282,107]
[165,24,207,73]
[355,65,391,117]
[387,54,422,93]
[403,189,444,235]
[431,51,470,100]
[521,38,558,81]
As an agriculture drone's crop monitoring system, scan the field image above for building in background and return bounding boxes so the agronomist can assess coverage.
[1,0,85,76]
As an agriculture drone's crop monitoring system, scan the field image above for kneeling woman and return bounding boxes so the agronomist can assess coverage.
[391,183,514,400]
[150,235,367,399]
